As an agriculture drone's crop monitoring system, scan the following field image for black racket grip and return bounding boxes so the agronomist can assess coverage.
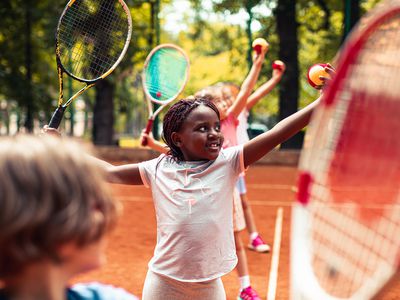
[48,106,66,129]
[141,119,154,146]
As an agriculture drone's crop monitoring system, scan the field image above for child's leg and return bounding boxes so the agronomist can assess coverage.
[233,190,261,300]
[142,269,226,300]
[237,175,270,253]
[235,230,261,300]
[235,230,249,280]
[240,192,258,234]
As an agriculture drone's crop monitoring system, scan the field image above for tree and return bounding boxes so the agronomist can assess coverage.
[274,0,302,149]
[343,0,360,41]
[0,0,62,133]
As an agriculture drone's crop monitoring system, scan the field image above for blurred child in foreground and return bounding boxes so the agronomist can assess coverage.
[0,135,138,300]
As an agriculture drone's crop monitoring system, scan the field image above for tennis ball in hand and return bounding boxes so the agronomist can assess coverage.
[272,60,285,71]
[252,38,269,54]
[307,63,331,89]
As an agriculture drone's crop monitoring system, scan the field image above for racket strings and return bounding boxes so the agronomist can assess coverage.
[58,0,130,80]
[309,203,400,297]
[144,48,189,101]
[298,5,400,298]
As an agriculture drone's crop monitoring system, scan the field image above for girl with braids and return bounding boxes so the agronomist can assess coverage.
[45,92,322,299]
[191,44,269,299]
[141,45,267,298]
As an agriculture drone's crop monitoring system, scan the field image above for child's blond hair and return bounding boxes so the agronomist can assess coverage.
[0,135,119,278]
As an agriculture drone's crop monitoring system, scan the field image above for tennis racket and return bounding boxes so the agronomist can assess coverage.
[141,44,190,146]
[48,0,132,129]
[291,1,400,299]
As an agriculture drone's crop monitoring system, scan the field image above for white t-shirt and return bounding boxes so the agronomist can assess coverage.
[138,146,245,282]
[237,110,250,145]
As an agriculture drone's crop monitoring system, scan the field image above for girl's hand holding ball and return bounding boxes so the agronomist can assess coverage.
[307,63,335,89]
[252,38,269,54]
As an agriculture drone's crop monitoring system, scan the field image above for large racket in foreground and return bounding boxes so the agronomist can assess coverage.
[291,1,400,299]
[141,44,190,146]
[48,0,132,128]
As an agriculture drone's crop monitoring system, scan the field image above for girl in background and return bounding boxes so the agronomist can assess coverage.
[218,62,286,253]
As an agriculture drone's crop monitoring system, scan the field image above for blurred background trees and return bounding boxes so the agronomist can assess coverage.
[0,0,382,147]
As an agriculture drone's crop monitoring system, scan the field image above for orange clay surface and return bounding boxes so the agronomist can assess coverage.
[72,165,400,299]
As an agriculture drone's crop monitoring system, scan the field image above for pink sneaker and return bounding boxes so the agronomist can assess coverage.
[248,234,270,253]
[238,286,261,300]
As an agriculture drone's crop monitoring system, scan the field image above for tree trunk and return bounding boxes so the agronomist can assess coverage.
[343,0,360,41]
[93,80,114,145]
[25,0,34,132]
[275,0,302,149]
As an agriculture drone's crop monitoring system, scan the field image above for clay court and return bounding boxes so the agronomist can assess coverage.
[73,159,400,299]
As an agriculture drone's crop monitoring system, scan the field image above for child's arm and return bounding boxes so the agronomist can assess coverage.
[246,65,285,111]
[107,131,171,183]
[89,156,143,185]
[243,63,335,167]
[243,97,321,168]
[42,126,144,185]
[227,47,267,119]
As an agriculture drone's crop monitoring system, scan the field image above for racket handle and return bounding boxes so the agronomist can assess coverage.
[48,106,66,129]
[141,119,154,146]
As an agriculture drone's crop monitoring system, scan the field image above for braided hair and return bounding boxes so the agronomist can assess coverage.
[162,96,220,161]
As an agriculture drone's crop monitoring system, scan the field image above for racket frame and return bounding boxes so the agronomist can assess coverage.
[141,43,190,145]
[291,3,400,299]
[49,0,132,128]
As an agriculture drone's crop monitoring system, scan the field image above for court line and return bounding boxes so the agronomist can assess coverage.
[115,196,294,207]
[247,183,295,190]
[267,207,284,300]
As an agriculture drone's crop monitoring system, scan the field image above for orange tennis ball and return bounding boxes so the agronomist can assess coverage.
[272,60,285,71]
[307,63,330,89]
[252,38,269,54]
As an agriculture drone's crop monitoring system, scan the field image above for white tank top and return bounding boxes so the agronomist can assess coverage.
[138,146,244,282]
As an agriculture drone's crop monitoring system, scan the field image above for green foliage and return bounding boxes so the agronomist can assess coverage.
[0,0,64,126]
[0,0,384,137]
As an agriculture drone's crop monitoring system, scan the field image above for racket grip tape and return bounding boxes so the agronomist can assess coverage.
[48,106,66,129]
[141,119,154,146]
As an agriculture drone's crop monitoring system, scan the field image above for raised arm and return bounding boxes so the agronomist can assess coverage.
[228,47,267,119]
[243,97,321,167]
[246,65,285,110]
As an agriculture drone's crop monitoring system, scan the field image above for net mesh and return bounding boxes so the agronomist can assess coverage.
[143,46,189,102]
[57,0,130,80]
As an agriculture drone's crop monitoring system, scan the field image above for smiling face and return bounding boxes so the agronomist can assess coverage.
[172,104,224,161]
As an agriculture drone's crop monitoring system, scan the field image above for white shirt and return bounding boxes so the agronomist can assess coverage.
[138,146,245,282]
